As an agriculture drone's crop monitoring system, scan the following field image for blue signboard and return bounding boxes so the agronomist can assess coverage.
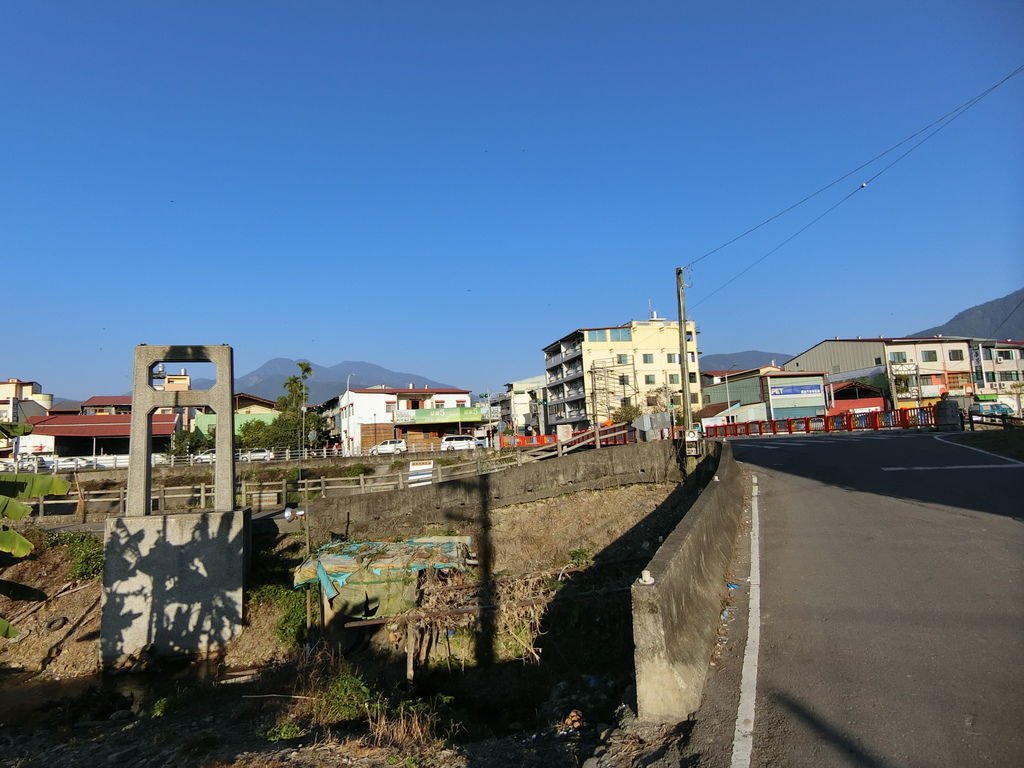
[770,384,823,397]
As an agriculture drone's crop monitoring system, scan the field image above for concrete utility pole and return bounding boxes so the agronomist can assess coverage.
[676,267,694,430]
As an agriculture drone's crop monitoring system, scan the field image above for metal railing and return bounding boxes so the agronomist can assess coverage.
[703,407,938,438]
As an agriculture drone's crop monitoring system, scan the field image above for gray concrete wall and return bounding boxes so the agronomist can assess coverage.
[306,441,684,542]
[631,441,743,722]
[100,510,249,666]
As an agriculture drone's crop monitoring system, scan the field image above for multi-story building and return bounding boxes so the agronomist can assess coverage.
[0,378,54,422]
[784,336,1024,408]
[542,315,701,431]
[491,375,547,435]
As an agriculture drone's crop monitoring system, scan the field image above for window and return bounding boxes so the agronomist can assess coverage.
[642,353,654,364]
[667,353,679,363]
[688,372,697,383]
[997,350,1013,361]
[621,397,631,407]
[644,374,656,385]
[889,351,907,363]
[616,353,629,365]
[618,374,630,385]
[688,352,696,363]
[921,350,938,363]
[985,371,995,383]
[609,328,632,342]
[948,349,965,362]
[587,329,607,342]
[874,357,882,365]
[690,393,699,404]
[646,395,659,407]
[385,401,397,413]
[998,371,1019,381]
[669,374,680,384]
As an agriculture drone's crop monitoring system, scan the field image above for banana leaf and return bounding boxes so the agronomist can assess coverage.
[0,526,33,557]
[0,473,71,501]
[0,617,19,639]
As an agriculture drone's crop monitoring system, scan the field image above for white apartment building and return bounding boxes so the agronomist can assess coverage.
[491,375,547,435]
[542,316,701,431]
[332,385,475,454]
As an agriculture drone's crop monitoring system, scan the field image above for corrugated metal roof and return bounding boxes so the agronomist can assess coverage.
[27,413,177,437]
[81,395,133,407]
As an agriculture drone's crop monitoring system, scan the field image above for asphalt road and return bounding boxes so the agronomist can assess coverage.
[705,432,1024,767]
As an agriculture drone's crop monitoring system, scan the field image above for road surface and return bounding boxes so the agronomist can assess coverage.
[686,432,1024,767]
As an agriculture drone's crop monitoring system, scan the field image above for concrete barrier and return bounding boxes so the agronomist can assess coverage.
[305,441,684,542]
[100,510,250,667]
[631,440,743,722]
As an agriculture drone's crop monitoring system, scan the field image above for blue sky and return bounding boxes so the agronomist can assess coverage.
[3,1,1022,399]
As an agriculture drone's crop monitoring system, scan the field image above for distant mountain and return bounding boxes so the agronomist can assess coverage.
[910,287,1024,340]
[700,351,792,371]
[192,359,456,404]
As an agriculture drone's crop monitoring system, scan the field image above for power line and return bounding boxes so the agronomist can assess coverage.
[689,63,1024,305]
[990,294,1024,339]
[685,62,1024,272]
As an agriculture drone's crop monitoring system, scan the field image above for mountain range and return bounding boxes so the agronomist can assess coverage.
[909,287,1024,340]
[191,359,456,404]
[698,351,793,371]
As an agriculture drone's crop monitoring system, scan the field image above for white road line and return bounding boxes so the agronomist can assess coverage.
[881,464,1024,472]
[731,474,761,768]
[934,433,1024,465]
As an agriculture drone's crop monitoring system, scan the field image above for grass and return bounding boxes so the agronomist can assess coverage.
[46,531,104,579]
[249,582,311,647]
[954,429,1024,462]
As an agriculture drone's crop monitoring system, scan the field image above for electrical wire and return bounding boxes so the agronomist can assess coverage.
[689,62,1024,305]
[685,62,1024,273]
[989,293,1024,339]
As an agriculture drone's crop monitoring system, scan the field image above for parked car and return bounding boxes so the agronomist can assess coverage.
[194,450,217,463]
[368,439,407,455]
[56,456,95,471]
[968,402,1015,420]
[439,434,478,452]
[241,448,274,462]
[17,454,53,471]
[0,460,15,472]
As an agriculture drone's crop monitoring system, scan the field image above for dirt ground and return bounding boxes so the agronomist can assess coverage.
[1,482,691,767]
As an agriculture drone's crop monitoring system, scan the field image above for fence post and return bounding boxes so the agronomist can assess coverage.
[160,485,166,514]
[241,479,248,510]
[594,424,601,449]
[517,450,523,467]
[359,474,366,493]
[38,496,45,518]
[200,483,207,509]
[119,488,126,516]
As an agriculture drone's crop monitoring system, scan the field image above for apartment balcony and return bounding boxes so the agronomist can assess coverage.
[562,344,582,361]
[545,352,563,368]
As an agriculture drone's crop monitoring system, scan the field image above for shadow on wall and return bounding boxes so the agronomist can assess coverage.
[100,511,247,666]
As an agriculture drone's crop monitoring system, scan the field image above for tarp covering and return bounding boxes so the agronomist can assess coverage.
[293,536,471,619]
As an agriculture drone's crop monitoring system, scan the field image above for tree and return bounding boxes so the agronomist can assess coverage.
[1,423,71,638]
[1008,380,1024,416]
[610,403,644,424]
[269,362,327,449]
[168,428,213,457]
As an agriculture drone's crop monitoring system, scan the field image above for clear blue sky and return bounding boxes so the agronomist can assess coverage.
[3,1,1022,399]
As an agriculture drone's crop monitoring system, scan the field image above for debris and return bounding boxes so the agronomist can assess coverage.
[726,582,740,590]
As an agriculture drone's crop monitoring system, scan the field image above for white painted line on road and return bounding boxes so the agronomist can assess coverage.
[731,474,761,768]
[881,464,1024,472]
[933,433,1024,465]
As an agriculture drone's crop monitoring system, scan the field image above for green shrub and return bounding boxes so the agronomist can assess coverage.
[249,582,309,647]
[569,547,593,569]
[47,531,104,579]
[314,666,373,724]
[264,718,307,742]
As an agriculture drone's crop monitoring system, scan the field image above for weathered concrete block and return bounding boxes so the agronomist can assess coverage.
[100,510,249,666]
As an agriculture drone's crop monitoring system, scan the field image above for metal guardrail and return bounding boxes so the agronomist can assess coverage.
[703,407,940,438]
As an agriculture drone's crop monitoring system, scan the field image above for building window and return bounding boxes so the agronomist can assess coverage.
[642,353,654,364]
[948,349,965,362]
[690,393,699,404]
[921,350,938,363]
[621,397,631,407]
[998,371,1019,381]
[385,402,397,413]
[644,375,656,385]
[874,357,882,365]
[609,328,632,342]
[669,374,680,384]
[985,371,995,383]
[618,374,630,385]
[587,330,607,342]
[982,348,992,360]
[616,353,629,365]
[688,352,696,363]
[997,350,1014,362]
[667,353,679,364]
[688,372,697,383]
[646,395,660,407]
[889,351,907,364]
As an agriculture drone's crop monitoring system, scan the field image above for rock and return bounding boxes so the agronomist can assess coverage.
[582,758,601,768]
[109,709,133,721]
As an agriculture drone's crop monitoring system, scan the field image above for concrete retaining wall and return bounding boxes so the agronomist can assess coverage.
[306,441,683,542]
[100,510,250,666]
[631,441,743,722]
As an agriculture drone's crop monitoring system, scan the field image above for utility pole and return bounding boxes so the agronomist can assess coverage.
[676,267,693,431]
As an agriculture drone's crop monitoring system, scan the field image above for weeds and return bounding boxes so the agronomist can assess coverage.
[367,695,455,752]
[264,718,307,742]
[46,531,104,579]
[151,688,196,718]
[568,547,593,569]
[249,583,311,647]
[312,666,373,724]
